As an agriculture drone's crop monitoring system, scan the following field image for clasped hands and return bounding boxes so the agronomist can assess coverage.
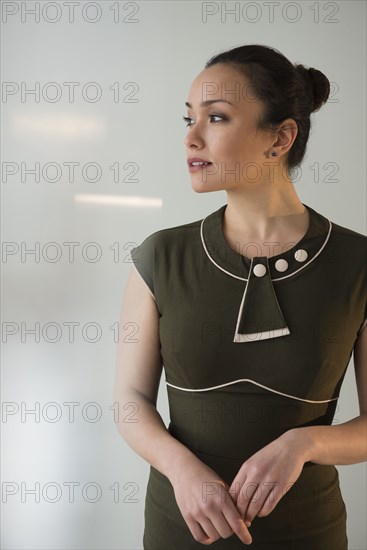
[172,429,308,546]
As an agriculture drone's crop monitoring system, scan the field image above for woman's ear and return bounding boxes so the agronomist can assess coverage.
[271,118,298,157]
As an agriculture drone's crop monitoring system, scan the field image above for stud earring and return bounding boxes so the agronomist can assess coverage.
[271,151,277,157]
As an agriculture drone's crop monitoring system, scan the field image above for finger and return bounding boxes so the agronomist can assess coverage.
[189,520,217,545]
[199,518,221,543]
[256,483,282,518]
[229,474,246,502]
[244,491,267,523]
[237,481,259,519]
[246,482,280,522]
[229,515,252,545]
[222,502,252,545]
[207,511,234,540]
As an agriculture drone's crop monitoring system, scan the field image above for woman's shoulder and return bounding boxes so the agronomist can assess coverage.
[325,212,367,271]
[329,217,366,255]
[306,201,365,243]
[307,202,365,241]
[330,219,366,241]
[136,212,204,248]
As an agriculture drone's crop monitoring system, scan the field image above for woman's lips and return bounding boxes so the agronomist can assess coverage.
[189,165,208,173]
[188,162,214,173]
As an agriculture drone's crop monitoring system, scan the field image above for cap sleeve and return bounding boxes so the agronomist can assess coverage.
[129,233,157,300]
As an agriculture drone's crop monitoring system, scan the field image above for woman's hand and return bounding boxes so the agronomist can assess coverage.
[229,429,308,524]
[170,458,253,545]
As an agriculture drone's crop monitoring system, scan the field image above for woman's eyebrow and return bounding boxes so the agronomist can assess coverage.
[185,99,234,108]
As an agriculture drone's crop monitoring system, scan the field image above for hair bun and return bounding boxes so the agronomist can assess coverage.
[295,64,330,113]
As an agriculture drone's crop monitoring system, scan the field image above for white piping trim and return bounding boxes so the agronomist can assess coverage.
[200,211,333,282]
[165,378,339,404]
[234,327,291,342]
[272,220,332,281]
[200,217,246,281]
[233,257,253,338]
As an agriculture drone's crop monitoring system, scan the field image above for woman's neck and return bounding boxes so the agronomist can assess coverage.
[222,182,309,258]
[223,179,306,238]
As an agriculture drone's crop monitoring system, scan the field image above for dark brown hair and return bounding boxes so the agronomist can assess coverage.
[205,44,330,172]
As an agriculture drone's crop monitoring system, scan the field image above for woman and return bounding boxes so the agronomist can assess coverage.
[114,44,367,549]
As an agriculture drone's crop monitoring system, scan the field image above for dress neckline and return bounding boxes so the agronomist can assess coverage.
[200,202,332,281]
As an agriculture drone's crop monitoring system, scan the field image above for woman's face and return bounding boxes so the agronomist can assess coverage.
[184,63,277,192]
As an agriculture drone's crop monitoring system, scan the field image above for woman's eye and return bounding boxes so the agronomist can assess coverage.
[209,115,226,123]
[182,115,193,127]
[182,114,226,127]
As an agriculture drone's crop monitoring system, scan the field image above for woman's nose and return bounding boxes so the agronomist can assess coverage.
[184,127,204,149]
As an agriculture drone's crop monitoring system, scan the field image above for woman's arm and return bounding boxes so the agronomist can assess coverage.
[113,266,252,545]
[229,323,367,524]
[113,265,197,478]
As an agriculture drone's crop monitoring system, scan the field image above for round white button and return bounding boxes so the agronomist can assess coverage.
[275,259,288,272]
[294,249,308,262]
[253,263,267,277]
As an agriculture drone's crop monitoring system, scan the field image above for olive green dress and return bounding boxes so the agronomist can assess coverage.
[129,203,367,550]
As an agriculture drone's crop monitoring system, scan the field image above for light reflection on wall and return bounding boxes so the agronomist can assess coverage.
[12,113,107,140]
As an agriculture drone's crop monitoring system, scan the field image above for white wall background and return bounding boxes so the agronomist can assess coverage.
[1,1,366,549]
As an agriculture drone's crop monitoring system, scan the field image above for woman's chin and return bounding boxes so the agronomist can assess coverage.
[191,180,224,193]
